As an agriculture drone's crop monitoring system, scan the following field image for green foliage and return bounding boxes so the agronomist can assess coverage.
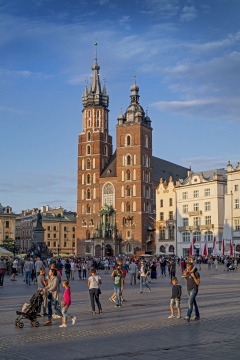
[2,238,18,254]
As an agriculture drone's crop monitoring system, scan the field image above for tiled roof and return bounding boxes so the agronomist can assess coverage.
[181,168,227,185]
[152,156,188,184]
[100,152,117,178]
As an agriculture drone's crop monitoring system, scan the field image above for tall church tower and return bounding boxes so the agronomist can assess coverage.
[115,78,154,253]
[76,44,112,255]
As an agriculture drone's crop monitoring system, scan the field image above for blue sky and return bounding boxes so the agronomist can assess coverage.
[1,0,240,213]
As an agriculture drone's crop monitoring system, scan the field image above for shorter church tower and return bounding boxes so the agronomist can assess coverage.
[76,44,113,255]
[115,78,155,253]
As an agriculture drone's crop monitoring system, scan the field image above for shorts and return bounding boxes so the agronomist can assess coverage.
[12,268,17,274]
[122,270,127,278]
[170,299,180,308]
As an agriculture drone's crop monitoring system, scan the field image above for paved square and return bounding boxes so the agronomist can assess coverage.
[0,264,240,359]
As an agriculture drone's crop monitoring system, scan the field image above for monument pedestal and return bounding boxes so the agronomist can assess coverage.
[33,226,47,260]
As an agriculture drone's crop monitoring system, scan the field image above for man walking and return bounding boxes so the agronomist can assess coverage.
[24,258,32,285]
[184,263,200,321]
[129,260,137,285]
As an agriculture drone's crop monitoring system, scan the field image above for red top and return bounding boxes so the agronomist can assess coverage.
[63,288,71,307]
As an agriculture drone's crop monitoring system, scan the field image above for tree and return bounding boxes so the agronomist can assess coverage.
[2,238,18,254]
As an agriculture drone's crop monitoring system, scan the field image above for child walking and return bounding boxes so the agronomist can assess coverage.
[168,277,182,319]
[60,280,76,328]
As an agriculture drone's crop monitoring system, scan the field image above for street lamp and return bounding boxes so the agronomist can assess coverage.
[58,244,60,257]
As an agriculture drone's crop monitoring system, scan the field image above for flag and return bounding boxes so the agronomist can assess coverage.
[190,234,195,256]
[230,238,233,256]
[222,239,224,256]
[213,235,217,256]
[203,234,208,256]
[199,233,202,256]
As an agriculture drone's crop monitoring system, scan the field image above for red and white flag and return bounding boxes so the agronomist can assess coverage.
[213,235,217,256]
[222,239,225,256]
[230,238,233,256]
[203,234,208,256]
[190,235,195,256]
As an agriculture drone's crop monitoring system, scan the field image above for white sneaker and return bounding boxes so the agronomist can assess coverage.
[177,315,181,319]
[72,316,76,325]
[59,324,67,328]
[168,314,175,318]
[53,314,61,319]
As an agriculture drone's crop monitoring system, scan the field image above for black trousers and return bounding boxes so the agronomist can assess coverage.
[0,272,5,286]
[89,288,102,312]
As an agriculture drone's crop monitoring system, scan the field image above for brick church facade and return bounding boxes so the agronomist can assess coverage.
[76,45,188,257]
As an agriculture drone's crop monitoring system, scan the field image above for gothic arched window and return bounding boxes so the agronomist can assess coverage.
[87,132,91,141]
[87,188,91,200]
[102,183,115,207]
[86,174,91,184]
[87,145,91,155]
[126,155,131,166]
[126,186,131,197]
[126,135,131,146]
[126,170,131,181]
[126,202,131,212]
[86,159,90,170]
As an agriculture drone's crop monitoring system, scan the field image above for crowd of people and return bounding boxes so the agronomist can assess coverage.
[0,254,239,326]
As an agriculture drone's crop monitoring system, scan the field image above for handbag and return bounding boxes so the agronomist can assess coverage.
[93,276,101,294]
[137,273,140,280]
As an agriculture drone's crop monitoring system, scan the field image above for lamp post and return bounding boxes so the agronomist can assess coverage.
[13,240,16,257]
[101,245,104,260]
[58,244,60,257]
[233,243,236,258]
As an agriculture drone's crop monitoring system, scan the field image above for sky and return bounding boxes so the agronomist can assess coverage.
[1,0,240,213]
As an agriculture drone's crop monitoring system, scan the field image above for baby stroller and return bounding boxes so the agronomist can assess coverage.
[15,290,43,328]
[228,264,236,271]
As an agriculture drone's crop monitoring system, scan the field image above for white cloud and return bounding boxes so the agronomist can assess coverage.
[140,0,180,19]
[180,5,197,22]
[118,16,131,31]
[181,155,240,172]
[0,105,24,114]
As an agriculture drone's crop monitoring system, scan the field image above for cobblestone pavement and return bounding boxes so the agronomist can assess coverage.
[0,264,240,359]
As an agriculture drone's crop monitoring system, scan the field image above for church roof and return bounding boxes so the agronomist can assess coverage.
[152,156,188,184]
[100,152,117,178]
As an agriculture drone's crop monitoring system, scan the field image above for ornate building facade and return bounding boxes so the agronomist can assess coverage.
[76,45,188,257]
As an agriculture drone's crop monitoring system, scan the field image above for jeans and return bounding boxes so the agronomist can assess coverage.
[187,289,199,318]
[140,276,150,292]
[47,293,62,320]
[130,273,136,284]
[170,271,175,281]
[83,269,87,279]
[61,305,71,323]
[78,269,82,279]
[0,272,5,286]
[89,288,102,312]
[114,286,121,305]
[161,267,166,276]
[25,271,31,285]
[65,272,70,281]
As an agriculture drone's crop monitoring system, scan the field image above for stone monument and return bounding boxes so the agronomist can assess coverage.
[32,210,48,260]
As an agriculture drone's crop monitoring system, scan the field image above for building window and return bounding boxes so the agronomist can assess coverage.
[126,202,131,212]
[235,185,239,191]
[235,219,240,231]
[126,135,131,146]
[73,227,75,232]
[126,170,131,181]
[72,241,75,248]
[5,221,9,228]
[53,226,57,231]
[64,234,67,239]
[205,216,211,225]
[183,232,190,242]
[87,145,91,155]
[126,186,131,197]
[86,174,91,184]
[90,219,94,226]
[183,205,188,214]
[235,199,239,209]
[87,188,91,200]
[205,188,210,196]
[160,212,164,221]
[169,198,173,206]
[193,231,201,242]
[205,231,213,242]
[145,135,148,148]
[160,199,163,207]
[169,226,174,239]
[104,145,108,156]
[169,211,173,220]
[102,182,115,207]
[47,241,50,247]
[86,159,90,169]
[193,217,200,226]
[183,218,189,227]
[82,219,86,226]
[205,202,211,211]
[87,132,91,141]
[193,203,199,211]
[64,242,67,247]
[47,226,50,231]
[64,226,67,232]
[53,241,56,247]
[183,192,188,199]
[126,155,131,166]
[86,205,91,214]
[159,227,165,240]
[48,233,50,238]
[54,234,56,238]
[193,190,199,198]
